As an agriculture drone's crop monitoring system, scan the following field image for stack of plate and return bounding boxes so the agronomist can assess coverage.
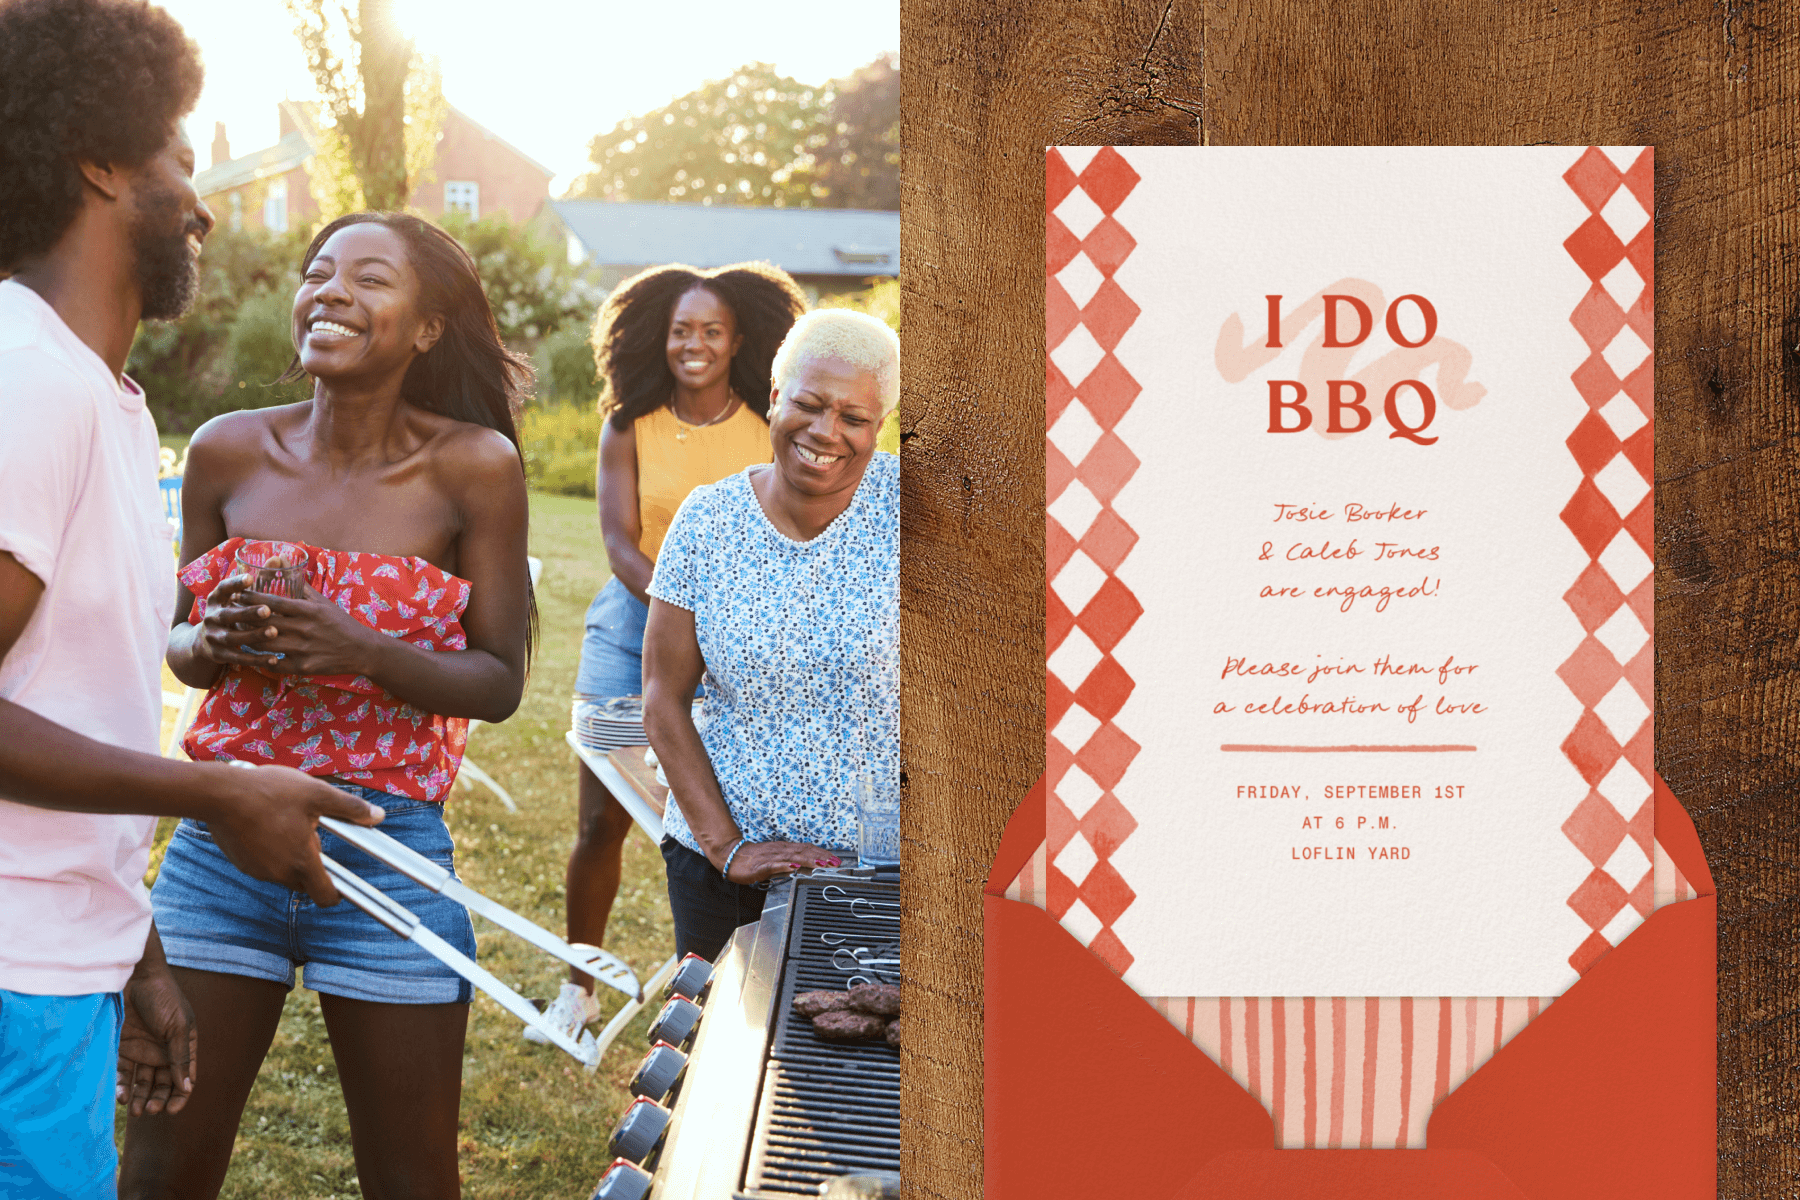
[572,696,705,758]
[573,695,647,753]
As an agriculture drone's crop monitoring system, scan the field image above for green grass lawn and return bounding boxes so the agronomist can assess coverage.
[123,491,674,1198]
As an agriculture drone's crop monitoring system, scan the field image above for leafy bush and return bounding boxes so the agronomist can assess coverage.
[819,277,900,331]
[520,402,604,498]
[534,323,603,408]
[223,290,314,409]
[439,212,601,345]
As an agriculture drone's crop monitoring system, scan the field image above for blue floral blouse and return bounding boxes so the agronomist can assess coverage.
[648,453,899,855]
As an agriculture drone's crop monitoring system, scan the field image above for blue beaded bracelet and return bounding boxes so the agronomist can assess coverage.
[720,838,748,880]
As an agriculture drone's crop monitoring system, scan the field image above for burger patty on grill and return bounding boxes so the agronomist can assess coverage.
[848,983,901,1016]
[793,990,855,1019]
[812,1010,890,1041]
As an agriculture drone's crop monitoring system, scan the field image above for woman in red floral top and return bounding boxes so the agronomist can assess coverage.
[121,213,533,1197]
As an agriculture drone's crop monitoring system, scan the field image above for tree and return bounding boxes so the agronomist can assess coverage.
[566,57,899,210]
[566,64,824,206]
[813,54,899,210]
[286,0,444,213]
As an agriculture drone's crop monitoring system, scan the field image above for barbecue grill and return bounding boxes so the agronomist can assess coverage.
[592,868,901,1198]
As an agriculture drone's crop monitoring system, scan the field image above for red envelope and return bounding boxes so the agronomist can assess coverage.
[984,773,1715,1199]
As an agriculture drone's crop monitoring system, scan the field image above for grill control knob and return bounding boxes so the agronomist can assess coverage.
[588,1158,652,1200]
[607,1096,672,1164]
[668,953,713,1001]
[647,995,702,1048]
[628,1040,688,1102]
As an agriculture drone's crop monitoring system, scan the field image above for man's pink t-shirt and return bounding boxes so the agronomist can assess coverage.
[0,278,175,995]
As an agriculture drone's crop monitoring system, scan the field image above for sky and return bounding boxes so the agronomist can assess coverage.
[157,0,899,194]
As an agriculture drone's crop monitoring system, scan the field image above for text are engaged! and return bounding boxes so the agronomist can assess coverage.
[1255,500,1443,611]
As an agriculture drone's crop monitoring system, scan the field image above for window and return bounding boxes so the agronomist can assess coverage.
[445,181,480,219]
[262,179,288,233]
[229,192,243,233]
[566,231,585,267]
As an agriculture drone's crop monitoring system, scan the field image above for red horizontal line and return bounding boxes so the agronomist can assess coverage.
[1219,744,1478,753]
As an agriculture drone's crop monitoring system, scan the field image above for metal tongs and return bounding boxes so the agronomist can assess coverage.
[829,944,901,984]
[316,815,642,1071]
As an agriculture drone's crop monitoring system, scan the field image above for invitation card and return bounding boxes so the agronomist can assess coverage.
[1044,146,1654,1000]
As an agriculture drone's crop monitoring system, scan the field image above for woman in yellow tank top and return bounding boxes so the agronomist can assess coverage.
[531,262,806,1045]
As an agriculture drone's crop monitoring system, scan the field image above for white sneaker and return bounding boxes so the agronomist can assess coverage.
[525,981,601,1045]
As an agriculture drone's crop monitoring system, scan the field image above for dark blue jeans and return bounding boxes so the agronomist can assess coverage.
[660,837,767,963]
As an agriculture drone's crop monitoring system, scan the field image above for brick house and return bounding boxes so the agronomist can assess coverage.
[194,102,319,235]
[414,107,553,223]
[196,100,553,232]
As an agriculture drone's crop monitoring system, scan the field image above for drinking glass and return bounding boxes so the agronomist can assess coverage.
[235,540,309,598]
[234,540,307,658]
[854,771,900,867]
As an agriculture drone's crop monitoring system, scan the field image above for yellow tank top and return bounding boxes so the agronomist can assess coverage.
[634,401,772,561]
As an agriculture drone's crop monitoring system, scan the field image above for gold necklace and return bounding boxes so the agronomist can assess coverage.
[671,389,737,442]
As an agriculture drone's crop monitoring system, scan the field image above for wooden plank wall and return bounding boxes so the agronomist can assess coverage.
[898,2,1799,1196]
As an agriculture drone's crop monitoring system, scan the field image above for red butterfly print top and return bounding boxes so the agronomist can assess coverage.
[178,538,474,803]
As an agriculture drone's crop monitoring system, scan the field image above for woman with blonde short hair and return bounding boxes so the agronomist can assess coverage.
[642,309,900,960]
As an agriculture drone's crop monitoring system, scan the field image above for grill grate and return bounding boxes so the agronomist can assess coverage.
[741,877,901,1196]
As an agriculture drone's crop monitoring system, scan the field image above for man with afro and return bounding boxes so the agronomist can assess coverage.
[0,2,384,1194]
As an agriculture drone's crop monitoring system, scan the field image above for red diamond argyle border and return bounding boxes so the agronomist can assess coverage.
[1044,147,1144,976]
[1557,147,1656,975]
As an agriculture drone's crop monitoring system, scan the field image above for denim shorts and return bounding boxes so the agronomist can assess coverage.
[0,989,121,1199]
[575,576,648,700]
[152,789,476,1004]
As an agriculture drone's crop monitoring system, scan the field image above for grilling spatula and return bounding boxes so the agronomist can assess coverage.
[311,813,643,1071]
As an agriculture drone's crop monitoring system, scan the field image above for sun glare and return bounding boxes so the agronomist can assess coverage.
[389,0,438,56]
[165,0,895,190]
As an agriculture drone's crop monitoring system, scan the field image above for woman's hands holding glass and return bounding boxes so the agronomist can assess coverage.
[192,574,280,668]
[195,575,381,677]
[717,838,843,885]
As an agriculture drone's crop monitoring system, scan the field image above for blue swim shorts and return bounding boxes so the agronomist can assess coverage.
[0,988,122,1200]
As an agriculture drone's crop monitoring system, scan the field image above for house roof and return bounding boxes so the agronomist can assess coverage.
[195,129,315,197]
[549,200,899,278]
